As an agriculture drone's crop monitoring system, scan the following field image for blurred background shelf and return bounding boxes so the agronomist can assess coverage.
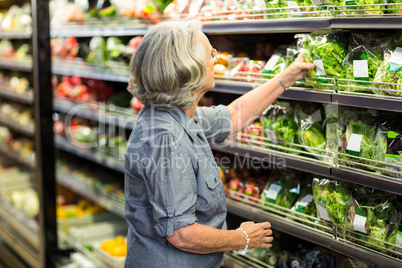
[0,116,34,136]
[0,86,33,104]
[54,135,124,173]
[0,30,31,39]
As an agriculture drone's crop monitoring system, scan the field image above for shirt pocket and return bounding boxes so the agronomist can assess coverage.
[203,169,225,209]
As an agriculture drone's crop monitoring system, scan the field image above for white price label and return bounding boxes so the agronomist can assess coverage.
[347,133,363,153]
[353,214,367,234]
[265,129,278,144]
[298,194,314,208]
[353,60,369,78]
[264,55,281,71]
[389,47,402,65]
[266,183,282,201]
[313,60,326,76]
[317,204,330,221]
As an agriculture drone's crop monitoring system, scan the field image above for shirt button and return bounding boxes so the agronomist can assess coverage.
[214,178,217,183]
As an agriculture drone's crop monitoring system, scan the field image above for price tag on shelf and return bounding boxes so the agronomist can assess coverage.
[353,214,367,234]
[264,54,281,71]
[313,60,326,76]
[353,60,369,78]
[347,133,363,155]
[288,1,302,17]
[317,204,330,221]
[265,183,282,201]
[390,47,402,65]
[298,194,314,208]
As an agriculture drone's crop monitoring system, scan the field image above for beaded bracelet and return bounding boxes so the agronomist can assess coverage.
[234,227,250,254]
[276,74,289,91]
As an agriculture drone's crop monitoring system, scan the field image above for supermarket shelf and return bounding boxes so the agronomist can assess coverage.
[210,141,332,177]
[0,199,40,266]
[51,24,148,38]
[50,19,331,37]
[0,222,40,268]
[226,198,402,268]
[0,59,32,72]
[54,135,125,173]
[212,81,333,103]
[0,87,33,104]
[332,93,402,113]
[53,99,136,129]
[202,19,331,35]
[0,30,32,39]
[0,145,35,169]
[56,170,125,218]
[331,167,402,196]
[331,17,402,30]
[0,241,30,268]
[0,116,34,136]
[52,64,129,83]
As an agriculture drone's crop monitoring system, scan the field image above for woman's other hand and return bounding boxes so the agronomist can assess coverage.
[239,221,273,249]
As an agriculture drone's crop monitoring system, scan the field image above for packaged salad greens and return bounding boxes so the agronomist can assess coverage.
[337,107,379,171]
[342,32,390,93]
[260,169,301,210]
[294,102,326,160]
[260,100,299,154]
[347,186,398,251]
[295,31,348,90]
[290,177,317,224]
[374,113,402,179]
[264,0,288,19]
[260,46,289,82]
[313,178,352,227]
[373,33,402,97]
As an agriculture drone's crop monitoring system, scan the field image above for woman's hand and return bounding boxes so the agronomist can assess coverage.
[239,221,273,249]
[279,53,315,88]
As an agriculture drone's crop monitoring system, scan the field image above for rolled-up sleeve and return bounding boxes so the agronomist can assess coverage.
[195,105,231,143]
[138,133,198,237]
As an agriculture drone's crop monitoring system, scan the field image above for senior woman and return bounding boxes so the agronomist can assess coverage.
[124,19,314,267]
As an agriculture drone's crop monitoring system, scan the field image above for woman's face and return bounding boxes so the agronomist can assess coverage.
[197,31,217,92]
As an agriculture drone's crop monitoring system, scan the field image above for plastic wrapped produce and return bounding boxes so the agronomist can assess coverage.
[374,114,402,179]
[373,33,402,97]
[313,178,352,227]
[347,186,398,250]
[260,170,301,210]
[338,107,379,171]
[260,101,299,153]
[296,31,348,89]
[343,32,390,93]
[291,178,317,223]
[294,102,326,160]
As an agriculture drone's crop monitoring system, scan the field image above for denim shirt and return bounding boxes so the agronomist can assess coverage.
[124,105,231,268]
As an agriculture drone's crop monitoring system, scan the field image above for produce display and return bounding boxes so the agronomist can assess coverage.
[0,39,31,63]
[0,72,31,95]
[0,4,31,32]
[296,31,348,89]
[53,75,115,103]
[343,32,389,93]
[51,35,142,70]
[0,126,35,161]
[0,99,34,128]
[374,33,402,97]
[100,236,127,257]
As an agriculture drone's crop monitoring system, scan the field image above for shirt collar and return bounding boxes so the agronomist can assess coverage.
[166,106,201,143]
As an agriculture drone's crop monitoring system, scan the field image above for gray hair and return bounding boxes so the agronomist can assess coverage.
[128,20,206,111]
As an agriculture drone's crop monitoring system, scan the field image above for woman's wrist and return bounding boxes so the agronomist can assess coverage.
[234,227,250,254]
[276,74,289,91]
